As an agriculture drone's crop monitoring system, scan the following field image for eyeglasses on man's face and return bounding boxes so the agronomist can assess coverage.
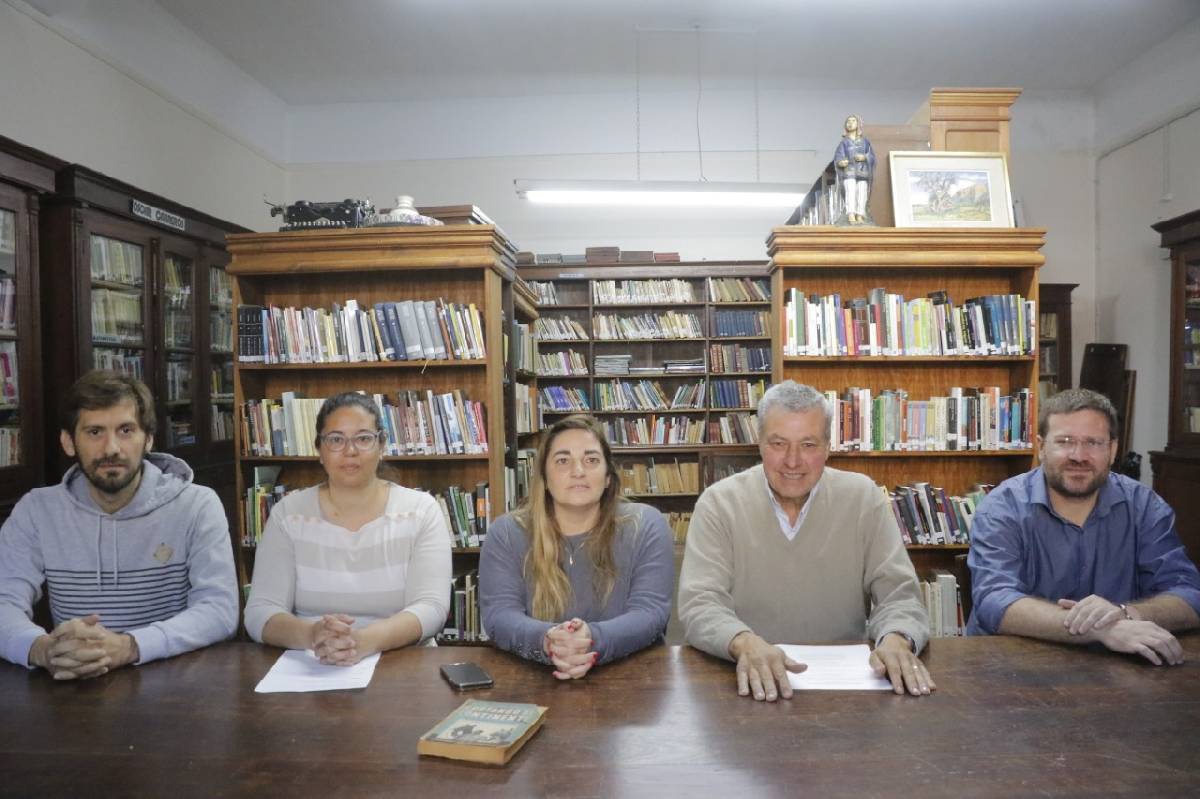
[320,431,383,452]
[1046,436,1111,454]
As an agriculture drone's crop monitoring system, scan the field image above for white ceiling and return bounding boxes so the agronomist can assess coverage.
[154,0,1200,105]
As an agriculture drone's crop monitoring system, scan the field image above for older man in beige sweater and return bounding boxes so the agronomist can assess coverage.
[678,381,932,701]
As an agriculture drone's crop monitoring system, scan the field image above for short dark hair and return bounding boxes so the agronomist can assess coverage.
[1038,388,1119,441]
[313,391,384,450]
[61,370,156,435]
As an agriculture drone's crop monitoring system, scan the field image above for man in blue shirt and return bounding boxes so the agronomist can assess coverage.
[967,388,1200,664]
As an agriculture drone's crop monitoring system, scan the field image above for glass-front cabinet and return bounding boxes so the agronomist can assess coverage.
[1177,250,1200,441]
[41,166,246,505]
[0,136,56,519]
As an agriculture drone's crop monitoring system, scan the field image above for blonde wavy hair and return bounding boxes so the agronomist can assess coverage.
[516,414,625,621]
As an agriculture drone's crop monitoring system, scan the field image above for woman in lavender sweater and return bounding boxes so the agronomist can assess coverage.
[479,414,674,679]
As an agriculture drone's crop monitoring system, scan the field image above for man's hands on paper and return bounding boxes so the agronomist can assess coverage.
[29,614,138,680]
[729,631,807,702]
[869,632,934,696]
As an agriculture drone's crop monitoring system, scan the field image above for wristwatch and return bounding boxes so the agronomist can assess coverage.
[1119,603,1134,621]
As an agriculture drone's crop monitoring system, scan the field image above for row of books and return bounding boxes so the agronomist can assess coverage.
[0,278,16,330]
[435,483,490,548]
[210,267,233,308]
[536,348,766,377]
[709,277,770,303]
[593,312,704,340]
[0,341,18,404]
[885,481,993,546]
[504,448,536,513]
[242,466,285,546]
[824,387,1034,452]
[921,573,964,638]
[783,288,1035,356]
[534,315,589,341]
[93,348,144,380]
[164,359,191,402]
[514,382,540,434]
[0,426,19,467]
[166,417,196,448]
[619,459,701,496]
[237,299,486,364]
[0,211,14,254]
[163,309,193,349]
[536,349,589,375]
[713,309,770,337]
[601,415,706,447]
[710,378,767,410]
[163,256,192,306]
[91,289,143,344]
[709,343,771,373]
[211,310,233,352]
[526,281,558,305]
[592,279,695,304]
[539,385,591,413]
[240,389,489,457]
[211,361,234,398]
[441,570,488,643]
[212,406,234,442]
[511,322,535,373]
[89,234,144,287]
[665,511,691,544]
[516,249,680,265]
[595,379,705,412]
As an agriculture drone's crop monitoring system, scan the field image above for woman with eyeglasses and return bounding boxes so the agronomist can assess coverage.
[479,414,674,679]
[244,392,451,664]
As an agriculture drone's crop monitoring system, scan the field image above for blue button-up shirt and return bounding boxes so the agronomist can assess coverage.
[966,467,1200,635]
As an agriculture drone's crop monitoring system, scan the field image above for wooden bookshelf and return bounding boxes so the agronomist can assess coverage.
[226,224,518,644]
[1037,282,1076,398]
[39,165,247,513]
[768,226,1045,578]
[520,262,772,521]
[0,136,61,521]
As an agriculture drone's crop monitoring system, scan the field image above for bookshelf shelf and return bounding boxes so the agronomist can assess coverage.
[521,262,773,541]
[238,359,488,371]
[228,222,517,645]
[769,226,1045,578]
[1037,282,1077,399]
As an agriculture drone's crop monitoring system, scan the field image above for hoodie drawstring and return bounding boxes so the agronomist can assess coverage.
[113,520,119,589]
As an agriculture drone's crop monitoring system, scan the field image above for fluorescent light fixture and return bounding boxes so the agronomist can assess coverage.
[514,179,806,208]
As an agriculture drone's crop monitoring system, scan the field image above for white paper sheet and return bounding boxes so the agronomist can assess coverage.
[254,649,381,693]
[777,644,893,691]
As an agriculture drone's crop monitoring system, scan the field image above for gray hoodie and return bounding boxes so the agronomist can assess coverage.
[0,451,238,667]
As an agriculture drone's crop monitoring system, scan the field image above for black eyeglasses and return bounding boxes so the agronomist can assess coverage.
[319,432,383,452]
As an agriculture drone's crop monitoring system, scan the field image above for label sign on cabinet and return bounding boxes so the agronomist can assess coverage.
[130,200,186,233]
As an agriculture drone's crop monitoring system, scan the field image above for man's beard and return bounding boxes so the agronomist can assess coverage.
[1044,460,1108,499]
[82,456,144,496]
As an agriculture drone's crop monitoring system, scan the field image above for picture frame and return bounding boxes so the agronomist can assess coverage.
[889,151,1014,228]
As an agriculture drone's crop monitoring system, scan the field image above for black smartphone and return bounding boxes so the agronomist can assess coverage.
[440,662,494,691]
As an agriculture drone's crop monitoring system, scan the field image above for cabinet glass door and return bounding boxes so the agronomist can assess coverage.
[0,207,18,466]
[89,233,146,381]
[163,251,196,448]
[209,264,234,442]
[1182,257,1200,435]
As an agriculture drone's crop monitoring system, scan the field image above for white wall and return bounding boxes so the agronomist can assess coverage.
[0,1,284,231]
[1097,109,1200,467]
[1093,17,1200,475]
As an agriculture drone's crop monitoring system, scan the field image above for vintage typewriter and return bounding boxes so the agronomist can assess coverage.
[268,199,376,231]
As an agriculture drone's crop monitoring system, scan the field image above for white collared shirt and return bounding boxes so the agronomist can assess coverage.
[764,472,822,541]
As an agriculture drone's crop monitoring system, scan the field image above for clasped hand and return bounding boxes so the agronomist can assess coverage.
[30,614,136,680]
[1059,596,1183,665]
[310,614,362,666]
[543,618,598,681]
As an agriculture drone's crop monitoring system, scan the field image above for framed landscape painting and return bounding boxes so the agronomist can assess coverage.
[889,152,1014,228]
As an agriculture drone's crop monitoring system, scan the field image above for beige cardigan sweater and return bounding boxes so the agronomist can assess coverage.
[678,464,929,659]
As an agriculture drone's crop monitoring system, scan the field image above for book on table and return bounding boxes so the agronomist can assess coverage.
[417,699,548,765]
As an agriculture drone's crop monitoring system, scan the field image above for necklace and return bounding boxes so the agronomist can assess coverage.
[562,535,588,566]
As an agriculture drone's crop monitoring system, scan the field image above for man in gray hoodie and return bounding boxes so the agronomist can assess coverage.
[0,370,238,678]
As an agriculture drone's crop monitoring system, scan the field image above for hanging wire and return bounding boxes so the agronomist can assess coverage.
[754,31,761,183]
[695,26,707,181]
[635,28,642,182]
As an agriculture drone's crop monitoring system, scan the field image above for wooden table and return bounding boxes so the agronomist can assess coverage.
[4,635,1200,798]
